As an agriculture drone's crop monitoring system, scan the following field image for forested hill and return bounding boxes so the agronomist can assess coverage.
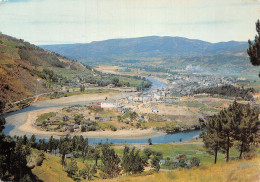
[40,36,256,76]
[0,33,93,107]
[41,36,248,59]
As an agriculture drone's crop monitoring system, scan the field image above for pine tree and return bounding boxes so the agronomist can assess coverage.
[219,106,236,162]
[29,134,36,148]
[65,159,78,178]
[151,156,160,172]
[235,104,260,159]
[122,146,130,174]
[80,163,96,180]
[202,114,223,164]
[48,135,54,152]
[93,148,100,166]
[132,150,144,174]
[101,145,121,178]
[148,138,152,145]
[82,138,88,162]
[247,19,260,77]
[60,141,71,167]
[122,147,145,174]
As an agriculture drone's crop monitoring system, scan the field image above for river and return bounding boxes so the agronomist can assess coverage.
[3,77,201,144]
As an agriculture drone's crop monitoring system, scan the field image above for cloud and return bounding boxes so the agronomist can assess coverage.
[0,0,259,44]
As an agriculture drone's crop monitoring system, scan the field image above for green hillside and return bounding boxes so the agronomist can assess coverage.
[0,34,94,109]
[0,34,152,112]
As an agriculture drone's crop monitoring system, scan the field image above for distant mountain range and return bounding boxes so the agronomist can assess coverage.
[41,36,248,59]
[40,36,257,77]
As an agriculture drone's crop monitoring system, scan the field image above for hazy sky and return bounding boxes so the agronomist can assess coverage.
[0,0,259,45]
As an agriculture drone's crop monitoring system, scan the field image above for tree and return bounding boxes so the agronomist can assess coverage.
[122,147,145,174]
[143,148,153,159]
[63,115,69,121]
[0,101,5,114]
[247,19,260,76]
[80,163,95,180]
[122,146,130,174]
[93,148,100,166]
[148,138,152,145]
[80,85,85,92]
[81,138,89,162]
[29,134,36,148]
[201,115,223,164]
[219,103,239,162]
[74,114,84,125]
[234,104,260,159]
[60,141,71,166]
[101,145,121,178]
[190,157,200,167]
[65,159,78,178]
[112,77,119,87]
[130,111,137,122]
[151,156,160,172]
[132,149,145,174]
[202,101,259,163]
[48,135,55,152]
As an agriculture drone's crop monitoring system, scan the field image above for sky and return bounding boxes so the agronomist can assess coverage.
[0,0,259,45]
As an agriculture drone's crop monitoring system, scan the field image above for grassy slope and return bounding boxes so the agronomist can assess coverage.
[0,34,91,105]
[112,141,243,166]
[31,142,259,182]
[32,152,74,182]
[99,158,259,182]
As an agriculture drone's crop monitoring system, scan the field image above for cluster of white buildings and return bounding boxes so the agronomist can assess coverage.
[166,73,236,96]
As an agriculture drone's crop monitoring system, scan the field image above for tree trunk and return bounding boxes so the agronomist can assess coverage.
[214,149,218,164]
[226,136,230,162]
[239,143,243,159]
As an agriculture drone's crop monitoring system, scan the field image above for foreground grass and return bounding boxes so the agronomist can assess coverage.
[32,151,75,182]
[31,142,259,182]
[98,157,260,182]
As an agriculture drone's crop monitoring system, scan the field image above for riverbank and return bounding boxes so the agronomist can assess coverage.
[19,106,166,139]
[4,76,203,143]
[6,90,166,139]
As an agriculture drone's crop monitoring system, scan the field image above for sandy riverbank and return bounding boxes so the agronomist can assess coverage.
[18,93,166,139]
[35,91,131,106]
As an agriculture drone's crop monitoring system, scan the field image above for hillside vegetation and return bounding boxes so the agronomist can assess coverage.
[30,142,260,182]
[0,33,91,107]
[0,34,152,112]
[100,157,259,182]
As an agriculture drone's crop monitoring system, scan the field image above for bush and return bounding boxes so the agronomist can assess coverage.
[244,147,257,160]
[110,125,117,131]
[36,157,44,166]
[81,125,87,132]
[87,125,98,131]
[100,172,108,179]
[190,157,200,167]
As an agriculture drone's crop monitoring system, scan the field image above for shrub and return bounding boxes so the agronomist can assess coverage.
[81,125,87,132]
[109,125,117,131]
[87,125,98,131]
[190,157,200,167]
[36,157,44,166]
